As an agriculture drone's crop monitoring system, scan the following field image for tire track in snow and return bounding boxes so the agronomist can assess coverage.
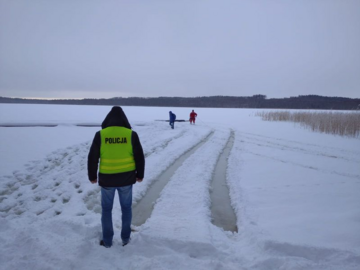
[139,129,233,244]
[210,131,237,232]
[240,131,360,161]
[236,133,360,181]
[240,134,360,163]
[132,125,213,204]
[132,131,214,226]
[240,145,360,180]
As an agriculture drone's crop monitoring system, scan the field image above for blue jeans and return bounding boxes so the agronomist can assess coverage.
[101,185,132,247]
[170,122,174,129]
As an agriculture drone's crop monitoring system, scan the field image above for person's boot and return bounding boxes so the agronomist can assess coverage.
[100,240,111,248]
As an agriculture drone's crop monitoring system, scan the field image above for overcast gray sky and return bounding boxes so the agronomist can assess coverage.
[0,0,359,99]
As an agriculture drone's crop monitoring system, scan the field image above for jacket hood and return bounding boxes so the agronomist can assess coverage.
[101,106,132,129]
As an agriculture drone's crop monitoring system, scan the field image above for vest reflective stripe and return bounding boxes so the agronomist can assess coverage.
[101,158,134,163]
[99,127,136,174]
[100,163,135,171]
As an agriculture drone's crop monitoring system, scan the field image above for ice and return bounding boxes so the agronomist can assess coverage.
[0,104,359,270]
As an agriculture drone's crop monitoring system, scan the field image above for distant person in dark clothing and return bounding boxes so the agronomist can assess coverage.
[169,111,176,129]
[189,110,197,125]
[87,106,145,248]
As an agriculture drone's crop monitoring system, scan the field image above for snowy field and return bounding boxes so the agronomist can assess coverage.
[0,104,359,270]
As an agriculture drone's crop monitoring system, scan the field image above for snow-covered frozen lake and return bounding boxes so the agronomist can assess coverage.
[0,104,359,270]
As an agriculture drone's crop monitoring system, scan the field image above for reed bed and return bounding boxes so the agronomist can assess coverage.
[256,111,360,138]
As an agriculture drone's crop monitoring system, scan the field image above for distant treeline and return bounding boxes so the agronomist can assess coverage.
[1,95,359,110]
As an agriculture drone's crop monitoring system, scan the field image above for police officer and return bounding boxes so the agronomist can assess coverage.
[88,106,145,248]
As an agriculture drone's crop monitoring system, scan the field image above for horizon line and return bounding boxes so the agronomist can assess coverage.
[1,94,359,100]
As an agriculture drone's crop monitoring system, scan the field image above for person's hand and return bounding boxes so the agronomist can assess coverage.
[136,178,143,183]
[90,179,98,184]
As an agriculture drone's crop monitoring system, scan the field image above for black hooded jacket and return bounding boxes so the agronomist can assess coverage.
[87,106,145,187]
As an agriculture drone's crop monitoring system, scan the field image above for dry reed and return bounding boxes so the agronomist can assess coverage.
[256,111,360,138]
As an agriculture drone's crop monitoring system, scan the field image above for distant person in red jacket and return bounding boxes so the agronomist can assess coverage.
[189,110,197,125]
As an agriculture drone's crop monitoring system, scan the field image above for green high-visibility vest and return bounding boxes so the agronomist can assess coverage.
[99,126,136,174]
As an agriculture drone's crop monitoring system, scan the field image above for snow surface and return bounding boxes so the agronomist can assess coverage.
[0,104,359,270]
